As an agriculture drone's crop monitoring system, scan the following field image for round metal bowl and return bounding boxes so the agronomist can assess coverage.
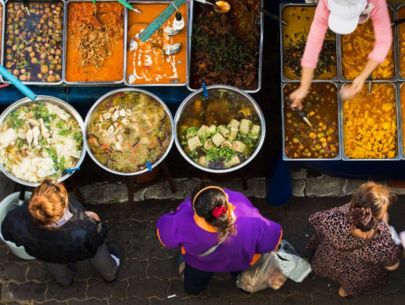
[0,96,86,187]
[174,85,266,173]
[84,88,174,176]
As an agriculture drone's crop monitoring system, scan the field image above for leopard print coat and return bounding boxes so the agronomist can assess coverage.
[307,203,401,297]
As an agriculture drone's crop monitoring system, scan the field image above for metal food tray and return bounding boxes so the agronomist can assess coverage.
[340,82,402,161]
[279,3,341,83]
[1,0,65,86]
[339,5,398,83]
[0,0,4,83]
[124,0,190,87]
[281,81,342,161]
[396,4,405,81]
[398,82,405,159]
[63,0,125,86]
[187,0,263,93]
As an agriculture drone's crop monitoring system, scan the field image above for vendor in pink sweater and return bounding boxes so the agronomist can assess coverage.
[290,0,392,110]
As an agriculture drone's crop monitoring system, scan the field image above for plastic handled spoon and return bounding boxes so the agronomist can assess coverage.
[202,82,209,100]
[0,66,37,101]
[117,0,142,13]
[63,167,81,175]
[146,161,153,172]
[139,0,186,42]
[91,0,104,26]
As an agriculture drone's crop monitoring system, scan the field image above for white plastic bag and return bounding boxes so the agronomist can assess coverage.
[236,252,287,293]
[273,240,312,283]
[236,240,312,293]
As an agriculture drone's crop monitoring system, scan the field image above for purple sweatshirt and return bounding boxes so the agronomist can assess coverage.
[156,189,282,272]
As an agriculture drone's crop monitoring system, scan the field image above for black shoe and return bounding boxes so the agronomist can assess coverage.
[104,241,124,283]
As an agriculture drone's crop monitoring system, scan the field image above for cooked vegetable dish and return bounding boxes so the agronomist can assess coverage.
[399,7,405,78]
[66,2,124,82]
[342,18,394,80]
[178,89,261,169]
[283,83,339,159]
[4,1,64,83]
[126,3,188,85]
[282,6,337,80]
[87,92,172,173]
[343,84,397,159]
[190,0,260,90]
[0,102,83,183]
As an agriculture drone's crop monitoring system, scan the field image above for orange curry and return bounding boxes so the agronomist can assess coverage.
[66,2,124,82]
[126,3,188,85]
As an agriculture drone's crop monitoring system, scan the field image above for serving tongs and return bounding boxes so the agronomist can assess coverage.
[287,97,313,128]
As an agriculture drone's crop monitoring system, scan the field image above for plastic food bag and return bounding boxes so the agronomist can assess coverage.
[236,252,287,293]
[236,240,312,293]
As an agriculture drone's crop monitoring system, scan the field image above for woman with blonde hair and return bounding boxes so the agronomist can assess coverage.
[156,186,283,295]
[307,182,401,297]
[1,180,121,287]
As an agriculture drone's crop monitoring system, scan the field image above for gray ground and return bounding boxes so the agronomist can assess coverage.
[1,196,405,305]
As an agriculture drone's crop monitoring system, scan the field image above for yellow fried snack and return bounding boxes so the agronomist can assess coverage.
[343,84,397,159]
[342,19,394,80]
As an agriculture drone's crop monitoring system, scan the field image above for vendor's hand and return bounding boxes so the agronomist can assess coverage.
[289,86,308,110]
[85,211,100,222]
[340,76,365,100]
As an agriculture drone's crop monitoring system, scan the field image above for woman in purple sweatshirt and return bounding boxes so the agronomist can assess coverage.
[156,186,282,295]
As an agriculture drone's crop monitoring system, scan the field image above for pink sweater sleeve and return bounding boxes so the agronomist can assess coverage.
[368,0,392,63]
[301,0,330,68]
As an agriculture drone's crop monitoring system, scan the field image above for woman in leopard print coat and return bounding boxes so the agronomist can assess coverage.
[307,182,401,297]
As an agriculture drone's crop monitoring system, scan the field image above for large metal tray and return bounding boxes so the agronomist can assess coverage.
[339,5,398,83]
[340,82,401,161]
[187,0,263,93]
[124,0,190,87]
[63,0,125,86]
[0,0,4,83]
[281,81,342,161]
[279,3,340,83]
[1,0,65,86]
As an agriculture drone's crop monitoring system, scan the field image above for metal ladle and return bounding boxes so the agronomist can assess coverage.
[195,0,231,14]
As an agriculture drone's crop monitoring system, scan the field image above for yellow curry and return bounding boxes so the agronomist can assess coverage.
[401,84,405,152]
[126,3,188,85]
[343,84,397,159]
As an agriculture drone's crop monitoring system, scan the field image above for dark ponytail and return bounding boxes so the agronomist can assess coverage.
[192,186,236,239]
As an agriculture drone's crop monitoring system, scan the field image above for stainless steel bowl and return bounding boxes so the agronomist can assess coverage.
[0,95,86,187]
[174,85,266,173]
[84,88,175,176]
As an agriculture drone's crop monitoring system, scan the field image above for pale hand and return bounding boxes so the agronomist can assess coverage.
[289,87,308,110]
[340,77,365,100]
[85,211,100,222]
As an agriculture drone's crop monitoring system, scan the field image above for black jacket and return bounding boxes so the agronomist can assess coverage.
[1,198,108,264]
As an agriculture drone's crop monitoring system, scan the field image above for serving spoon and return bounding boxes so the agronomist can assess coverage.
[195,0,231,14]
